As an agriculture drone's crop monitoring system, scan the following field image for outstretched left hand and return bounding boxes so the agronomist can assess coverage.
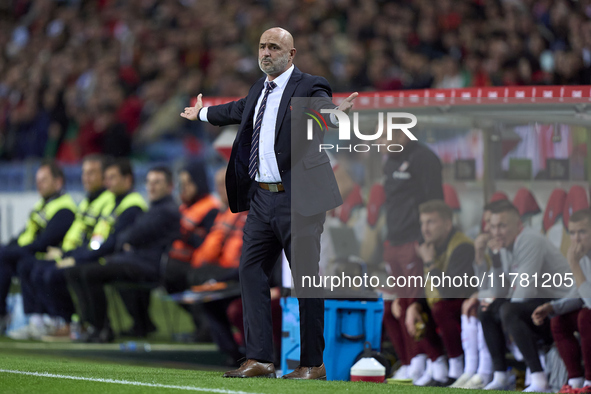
[338,92,359,114]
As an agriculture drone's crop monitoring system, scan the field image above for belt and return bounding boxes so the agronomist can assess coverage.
[259,182,285,192]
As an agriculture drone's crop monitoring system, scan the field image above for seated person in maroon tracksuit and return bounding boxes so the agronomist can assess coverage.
[532,208,591,393]
[405,200,476,387]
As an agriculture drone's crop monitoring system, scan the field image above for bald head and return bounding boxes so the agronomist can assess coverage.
[262,27,294,48]
[258,27,296,79]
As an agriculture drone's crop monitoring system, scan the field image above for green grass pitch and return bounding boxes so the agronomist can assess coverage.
[0,350,510,394]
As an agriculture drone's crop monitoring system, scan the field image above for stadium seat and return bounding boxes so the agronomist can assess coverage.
[338,184,364,225]
[489,191,509,202]
[512,187,541,219]
[543,188,567,250]
[563,186,589,229]
[543,188,567,233]
[0,165,27,192]
[62,165,83,192]
[443,183,461,211]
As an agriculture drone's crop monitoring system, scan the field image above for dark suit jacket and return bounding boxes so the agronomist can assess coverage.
[207,67,343,216]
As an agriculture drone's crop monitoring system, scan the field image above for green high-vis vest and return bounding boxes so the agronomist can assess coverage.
[61,190,115,252]
[17,193,78,247]
[89,192,147,250]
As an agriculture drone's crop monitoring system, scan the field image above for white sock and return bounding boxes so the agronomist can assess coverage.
[477,371,492,385]
[525,367,531,387]
[529,371,548,388]
[508,341,524,361]
[492,371,508,385]
[408,354,427,381]
[539,351,546,371]
[414,358,433,386]
[476,321,493,377]
[29,314,43,327]
[392,365,409,379]
[432,355,448,383]
[584,380,591,387]
[568,377,584,388]
[449,355,464,379]
[462,315,479,375]
[46,317,60,328]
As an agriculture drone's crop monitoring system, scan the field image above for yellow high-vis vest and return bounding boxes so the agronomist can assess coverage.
[17,193,78,248]
[61,190,115,252]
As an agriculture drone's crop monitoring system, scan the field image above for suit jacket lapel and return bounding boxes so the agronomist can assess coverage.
[240,77,265,140]
[275,67,302,139]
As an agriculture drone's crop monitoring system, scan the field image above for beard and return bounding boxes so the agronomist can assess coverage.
[259,52,289,75]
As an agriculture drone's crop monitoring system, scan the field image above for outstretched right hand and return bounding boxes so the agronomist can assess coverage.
[180,93,203,121]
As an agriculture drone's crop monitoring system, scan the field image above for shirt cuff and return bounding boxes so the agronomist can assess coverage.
[199,107,209,122]
[329,106,340,126]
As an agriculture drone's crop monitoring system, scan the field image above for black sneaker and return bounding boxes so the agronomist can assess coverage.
[424,377,455,387]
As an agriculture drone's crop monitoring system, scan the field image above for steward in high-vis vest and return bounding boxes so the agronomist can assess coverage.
[66,166,180,342]
[404,200,476,386]
[0,161,76,334]
[8,156,115,341]
[55,159,145,341]
[64,159,146,266]
[165,161,220,294]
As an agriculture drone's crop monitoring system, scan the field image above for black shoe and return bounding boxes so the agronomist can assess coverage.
[83,326,114,343]
[77,326,97,343]
[424,378,454,387]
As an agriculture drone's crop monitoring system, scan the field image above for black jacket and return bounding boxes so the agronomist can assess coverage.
[207,66,343,217]
[114,195,180,275]
[384,141,443,245]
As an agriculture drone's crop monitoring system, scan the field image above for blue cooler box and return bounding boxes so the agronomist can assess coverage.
[280,297,384,381]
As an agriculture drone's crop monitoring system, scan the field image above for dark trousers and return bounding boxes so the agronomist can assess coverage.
[202,298,243,360]
[0,244,28,316]
[64,257,157,330]
[551,308,591,380]
[23,257,74,321]
[479,298,552,373]
[32,261,74,321]
[15,255,41,315]
[240,187,325,366]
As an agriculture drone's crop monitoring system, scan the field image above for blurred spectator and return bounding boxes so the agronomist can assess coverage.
[1,0,591,161]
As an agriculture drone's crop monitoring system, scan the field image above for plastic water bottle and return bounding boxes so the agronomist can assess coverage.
[70,314,81,341]
[120,341,151,352]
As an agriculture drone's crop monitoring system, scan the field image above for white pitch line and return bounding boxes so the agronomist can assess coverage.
[0,369,265,394]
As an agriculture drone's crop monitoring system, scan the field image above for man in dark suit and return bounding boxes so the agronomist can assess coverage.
[182,27,357,379]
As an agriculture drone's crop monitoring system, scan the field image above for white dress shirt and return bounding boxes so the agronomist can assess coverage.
[200,65,294,183]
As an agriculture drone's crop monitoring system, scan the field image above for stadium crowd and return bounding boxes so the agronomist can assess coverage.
[1,0,591,161]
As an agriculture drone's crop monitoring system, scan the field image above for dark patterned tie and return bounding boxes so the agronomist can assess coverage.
[249,81,277,180]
